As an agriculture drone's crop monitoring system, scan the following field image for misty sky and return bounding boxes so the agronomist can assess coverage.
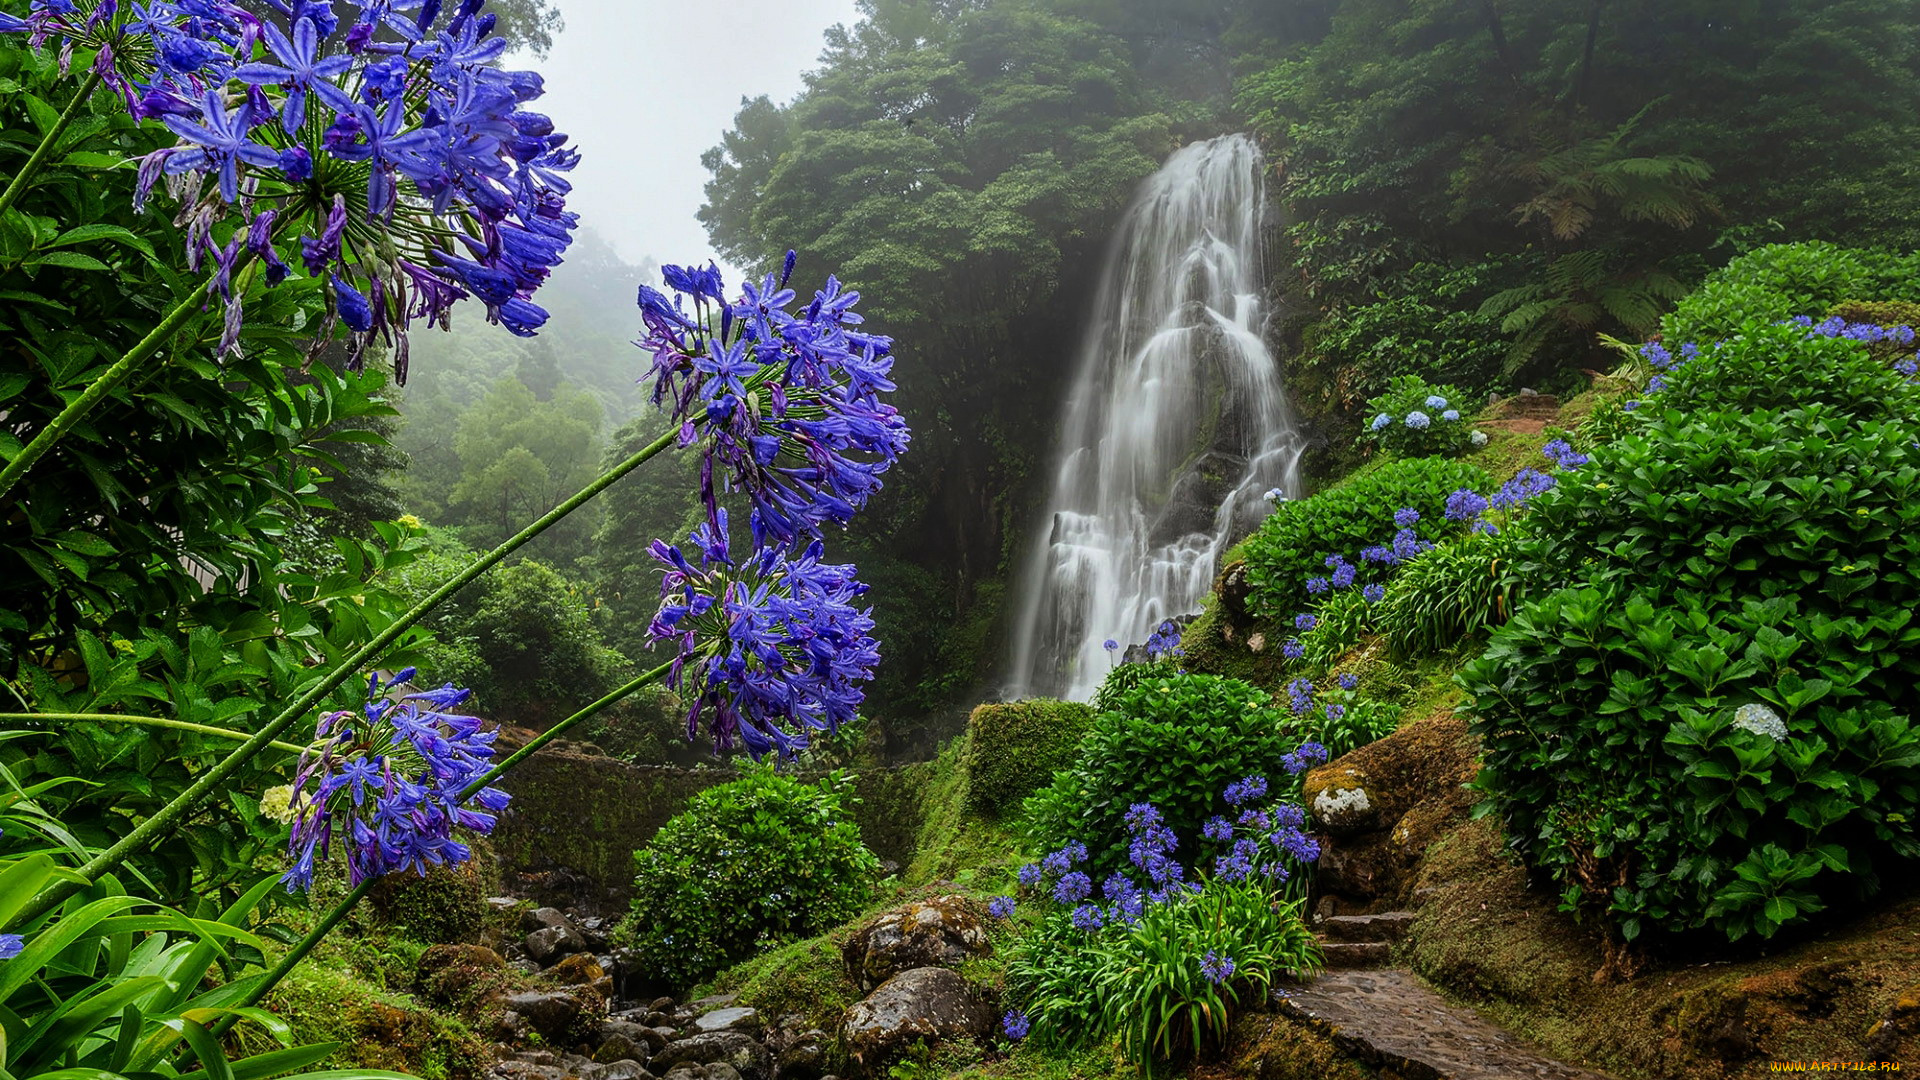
[521,0,864,276]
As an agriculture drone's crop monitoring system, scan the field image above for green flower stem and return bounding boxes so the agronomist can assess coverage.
[0,713,307,755]
[5,424,682,929]
[0,259,233,504]
[207,660,675,1037]
[459,658,675,798]
[0,68,103,221]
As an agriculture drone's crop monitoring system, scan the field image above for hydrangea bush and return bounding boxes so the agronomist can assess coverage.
[1463,391,1920,941]
[1357,375,1475,457]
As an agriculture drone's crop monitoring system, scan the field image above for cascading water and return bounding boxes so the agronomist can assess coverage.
[1005,134,1303,702]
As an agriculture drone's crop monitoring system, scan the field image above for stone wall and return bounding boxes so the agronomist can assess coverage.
[491,751,937,909]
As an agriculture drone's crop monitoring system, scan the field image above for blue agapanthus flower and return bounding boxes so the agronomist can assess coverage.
[1286,677,1313,715]
[1224,774,1269,806]
[1103,638,1118,651]
[1330,561,1356,588]
[1324,703,1346,721]
[1337,672,1359,690]
[646,509,879,759]
[1054,871,1093,905]
[1202,815,1234,842]
[1293,613,1317,632]
[1393,507,1420,528]
[1272,827,1321,863]
[1491,468,1557,510]
[0,933,22,960]
[1281,637,1304,660]
[281,670,509,892]
[1445,488,1490,523]
[1362,583,1386,603]
[1201,950,1236,984]
[1542,439,1589,471]
[643,256,910,553]
[1281,742,1329,775]
[1017,862,1043,886]
[1002,1008,1031,1039]
[988,895,1016,918]
[90,0,584,371]
[1305,576,1330,594]
[1070,902,1105,931]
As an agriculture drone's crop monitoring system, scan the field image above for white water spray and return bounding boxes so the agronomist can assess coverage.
[1005,134,1303,701]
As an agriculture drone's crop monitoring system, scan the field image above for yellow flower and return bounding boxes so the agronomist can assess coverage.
[1594,482,1611,490]
[351,594,366,606]
[1840,564,1858,572]
[111,638,134,654]
[397,513,423,529]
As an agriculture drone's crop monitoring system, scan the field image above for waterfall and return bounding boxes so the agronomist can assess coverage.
[1004,134,1303,702]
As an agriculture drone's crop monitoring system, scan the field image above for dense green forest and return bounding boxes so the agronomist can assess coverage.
[394,0,1920,730]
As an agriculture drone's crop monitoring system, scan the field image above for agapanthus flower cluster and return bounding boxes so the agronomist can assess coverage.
[1143,618,1184,660]
[1490,468,1557,510]
[1223,774,1269,806]
[988,895,1016,918]
[281,669,509,892]
[1336,672,1359,690]
[1445,488,1490,523]
[644,508,879,759]
[0,933,22,960]
[1002,1009,1031,1039]
[641,255,910,553]
[1541,439,1589,471]
[1285,677,1313,715]
[1280,741,1329,775]
[12,0,584,372]
[1201,949,1236,984]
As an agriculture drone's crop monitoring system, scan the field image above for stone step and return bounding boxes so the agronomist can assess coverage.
[1318,911,1416,943]
[1316,941,1391,969]
[1275,969,1615,1080]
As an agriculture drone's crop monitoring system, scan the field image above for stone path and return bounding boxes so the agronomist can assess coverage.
[1273,969,1616,1080]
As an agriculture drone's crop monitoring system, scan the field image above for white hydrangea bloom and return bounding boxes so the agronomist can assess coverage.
[1469,430,1489,448]
[1732,703,1788,742]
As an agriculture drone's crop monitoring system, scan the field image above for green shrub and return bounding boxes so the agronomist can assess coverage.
[1241,457,1491,620]
[1007,879,1319,1071]
[618,768,880,987]
[1463,402,1920,942]
[395,551,631,726]
[964,700,1096,817]
[1023,675,1299,879]
[1356,375,1475,458]
[1091,661,1163,713]
[1376,530,1525,659]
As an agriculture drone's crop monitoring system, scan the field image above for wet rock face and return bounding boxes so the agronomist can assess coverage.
[842,967,992,1073]
[650,1032,773,1080]
[505,989,607,1045]
[841,897,991,990]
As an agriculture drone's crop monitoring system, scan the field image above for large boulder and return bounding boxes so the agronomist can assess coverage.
[505,989,607,1046]
[1303,708,1479,912]
[843,967,993,1074]
[841,897,991,990]
[415,944,509,1017]
[650,1032,772,1080]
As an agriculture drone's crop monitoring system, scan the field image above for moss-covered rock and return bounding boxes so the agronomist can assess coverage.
[268,963,491,1080]
[369,852,495,945]
[962,700,1094,818]
[1225,1010,1378,1080]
